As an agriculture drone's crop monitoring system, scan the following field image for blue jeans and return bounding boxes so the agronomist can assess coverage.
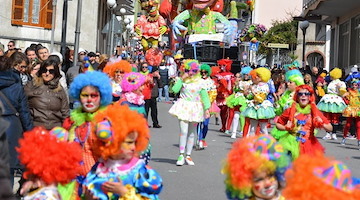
[158,85,170,102]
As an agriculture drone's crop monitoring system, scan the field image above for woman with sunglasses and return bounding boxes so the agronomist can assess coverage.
[24,58,69,130]
[275,85,332,160]
[169,59,210,166]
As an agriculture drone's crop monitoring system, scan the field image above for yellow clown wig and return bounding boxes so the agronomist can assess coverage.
[92,104,149,160]
[222,135,291,200]
[249,67,271,82]
[329,67,342,80]
[283,153,360,200]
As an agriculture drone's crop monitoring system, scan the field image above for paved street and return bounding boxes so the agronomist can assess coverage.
[150,101,360,200]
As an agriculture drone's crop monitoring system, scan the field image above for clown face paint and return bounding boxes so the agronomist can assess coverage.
[192,0,216,10]
[111,132,138,163]
[251,171,279,199]
[80,86,101,113]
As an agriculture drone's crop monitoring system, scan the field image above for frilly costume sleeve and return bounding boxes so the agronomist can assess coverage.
[84,158,162,200]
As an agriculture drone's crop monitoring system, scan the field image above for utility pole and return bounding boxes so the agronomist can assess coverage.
[73,0,83,68]
[60,0,68,59]
[50,0,57,52]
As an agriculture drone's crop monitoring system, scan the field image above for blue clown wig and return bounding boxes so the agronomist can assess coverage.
[241,66,252,75]
[69,71,112,106]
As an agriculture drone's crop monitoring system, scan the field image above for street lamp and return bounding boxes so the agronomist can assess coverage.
[300,20,309,69]
[107,0,117,56]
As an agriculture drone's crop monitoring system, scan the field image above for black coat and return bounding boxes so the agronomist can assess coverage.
[0,69,33,169]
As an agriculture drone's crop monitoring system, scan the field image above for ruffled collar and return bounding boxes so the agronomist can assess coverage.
[70,107,106,126]
[296,103,311,114]
[122,92,145,105]
[183,74,202,84]
[96,157,141,176]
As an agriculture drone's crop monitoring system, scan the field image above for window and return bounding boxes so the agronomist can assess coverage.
[12,0,53,29]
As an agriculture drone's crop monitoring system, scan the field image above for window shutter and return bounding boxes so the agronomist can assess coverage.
[12,0,24,25]
[43,0,53,29]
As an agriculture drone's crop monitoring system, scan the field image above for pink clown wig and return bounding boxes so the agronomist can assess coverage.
[121,72,146,92]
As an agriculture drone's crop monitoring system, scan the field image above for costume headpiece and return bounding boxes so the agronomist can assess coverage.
[240,66,252,75]
[17,127,82,185]
[180,59,200,76]
[217,59,232,71]
[223,135,291,200]
[69,71,112,106]
[121,72,146,92]
[330,68,342,79]
[92,104,149,160]
[284,61,304,86]
[174,54,183,60]
[249,67,271,82]
[200,64,212,75]
[103,59,132,78]
[315,76,325,84]
[283,154,360,200]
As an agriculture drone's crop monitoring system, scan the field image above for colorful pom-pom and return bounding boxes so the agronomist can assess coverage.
[49,127,69,141]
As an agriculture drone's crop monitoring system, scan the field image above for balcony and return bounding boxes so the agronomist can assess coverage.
[302,0,360,24]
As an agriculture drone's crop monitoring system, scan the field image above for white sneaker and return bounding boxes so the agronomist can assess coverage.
[176,154,185,166]
[185,156,195,165]
[340,138,346,145]
[332,133,338,140]
[322,132,331,140]
[225,130,230,135]
[198,140,204,149]
[231,132,236,139]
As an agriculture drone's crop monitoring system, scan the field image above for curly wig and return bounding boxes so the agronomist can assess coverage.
[103,60,132,78]
[210,66,221,77]
[69,71,112,106]
[223,135,291,200]
[180,59,200,72]
[283,154,360,200]
[17,127,82,185]
[285,69,304,86]
[217,59,232,71]
[250,67,271,82]
[329,67,342,80]
[200,64,212,75]
[121,72,146,92]
[92,104,149,160]
[240,66,252,75]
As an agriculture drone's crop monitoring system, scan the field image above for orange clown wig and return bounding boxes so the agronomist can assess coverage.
[222,135,291,200]
[103,59,132,78]
[283,153,360,200]
[92,104,150,160]
[17,127,82,185]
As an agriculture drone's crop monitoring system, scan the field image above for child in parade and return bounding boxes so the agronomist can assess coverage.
[315,76,326,103]
[84,104,163,200]
[223,135,291,200]
[169,59,210,166]
[341,79,360,147]
[318,68,347,140]
[214,59,234,133]
[197,64,217,148]
[242,67,275,136]
[103,59,132,102]
[226,66,252,139]
[18,127,82,200]
[283,153,360,200]
[275,85,333,160]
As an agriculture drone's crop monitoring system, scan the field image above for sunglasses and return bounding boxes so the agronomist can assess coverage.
[185,69,198,73]
[142,66,148,69]
[297,92,311,96]
[115,70,124,74]
[200,71,208,74]
[42,69,56,74]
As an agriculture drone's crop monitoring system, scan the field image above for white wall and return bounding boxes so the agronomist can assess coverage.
[0,0,99,53]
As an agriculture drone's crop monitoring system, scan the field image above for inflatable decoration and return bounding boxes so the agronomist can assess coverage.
[135,0,168,51]
[239,23,267,42]
[145,48,163,67]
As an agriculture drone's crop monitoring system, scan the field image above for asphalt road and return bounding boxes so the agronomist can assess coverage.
[149,101,360,200]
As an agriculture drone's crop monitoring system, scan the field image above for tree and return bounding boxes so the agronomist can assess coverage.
[257,20,299,63]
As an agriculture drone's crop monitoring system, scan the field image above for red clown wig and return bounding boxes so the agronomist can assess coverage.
[287,84,324,128]
[92,104,150,160]
[103,60,132,78]
[283,153,360,200]
[17,127,82,185]
[217,59,233,71]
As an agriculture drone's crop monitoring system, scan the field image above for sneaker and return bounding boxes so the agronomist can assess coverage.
[340,138,346,145]
[198,140,204,149]
[231,132,236,139]
[225,130,230,135]
[202,140,208,148]
[176,154,185,166]
[331,133,338,140]
[238,132,243,137]
[185,156,195,165]
[346,135,357,140]
[322,132,331,140]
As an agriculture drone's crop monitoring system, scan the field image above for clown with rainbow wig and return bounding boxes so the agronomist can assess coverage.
[223,135,291,200]
[169,59,210,166]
